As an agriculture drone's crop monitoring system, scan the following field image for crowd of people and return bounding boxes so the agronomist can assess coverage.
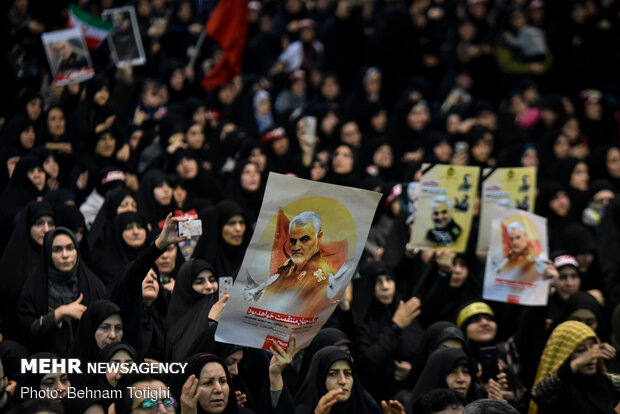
[1,0,620,412]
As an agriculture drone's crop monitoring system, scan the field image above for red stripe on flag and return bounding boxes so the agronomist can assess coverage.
[202,0,249,91]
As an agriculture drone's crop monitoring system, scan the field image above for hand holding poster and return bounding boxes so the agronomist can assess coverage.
[409,164,480,253]
[476,167,537,255]
[483,206,550,305]
[215,173,380,350]
[42,28,94,86]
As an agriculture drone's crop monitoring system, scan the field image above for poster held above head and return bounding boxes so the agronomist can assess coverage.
[102,5,146,68]
[483,206,550,306]
[476,167,537,256]
[215,173,381,350]
[409,164,480,253]
[41,27,94,86]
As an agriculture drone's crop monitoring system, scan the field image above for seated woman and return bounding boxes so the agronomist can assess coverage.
[530,321,619,413]
[97,211,147,287]
[166,258,228,362]
[407,348,485,410]
[96,342,139,393]
[69,300,123,388]
[16,227,106,355]
[295,345,405,414]
[19,352,70,404]
[110,213,186,362]
[0,201,55,341]
[177,341,296,414]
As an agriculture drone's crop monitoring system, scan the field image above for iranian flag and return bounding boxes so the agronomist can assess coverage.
[67,4,113,50]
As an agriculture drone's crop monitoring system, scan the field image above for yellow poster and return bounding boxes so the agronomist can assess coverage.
[476,167,537,256]
[409,164,480,253]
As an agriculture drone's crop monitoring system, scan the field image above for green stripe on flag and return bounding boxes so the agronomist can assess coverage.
[69,4,113,31]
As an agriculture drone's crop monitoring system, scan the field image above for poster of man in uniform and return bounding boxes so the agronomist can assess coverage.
[476,167,537,256]
[102,5,146,67]
[483,206,550,306]
[216,173,380,350]
[409,164,480,253]
[41,28,94,85]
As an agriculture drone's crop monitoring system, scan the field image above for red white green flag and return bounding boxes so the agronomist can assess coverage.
[67,4,113,50]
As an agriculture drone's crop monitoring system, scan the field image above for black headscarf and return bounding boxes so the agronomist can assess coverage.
[95,342,139,392]
[408,348,478,408]
[21,352,60,397]
[408,322,466,387]
[295,346,381,414]
[324,144,362,189]
[535,180,573,250]
[54,205,85,236]
[170,148,222,204]
[0,201,54,341]
[87,187,134,264]
[223,160,264,227]
[559,291,610,343]
[17,227,106,356]
[70,300,122,366]
[166,258,218,361]
[0,155,46,250]
[193,200,250,279]
[136,169,174,228]
[97,212,146,287]
[174,354,240,414]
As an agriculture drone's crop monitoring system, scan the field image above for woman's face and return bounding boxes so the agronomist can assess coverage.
[271,136,289,157]
[193,269,218,295]
[434,141,453,163]
[185,124,205,150]
[374,275,395,305]
[26,97,42,121]
[198,362,230,413]
[549,191,571,217]
[142,269,160,302]
[555,266,581,301]
[445,365,471,396]
[95,314,123,349]
[105,349,134,387]
[43,155,59,179]
[27,166,46,191]
[47,108,66,138]
[407,104,430,131]
[224,350,243,377]
[51,234,77,272]
[472,140,492,163]
[332,145,354,175]
[96,133,117,158]
[240,163,261,192]
[553,134,570,159]
[373,144,393,168]
[465,314,497,343]
[370,110,387,133]
[176,157,199,179]
[562,118,580,142]
[19,126,36,150]
[122,221,147,249]
[93,86,110,106]
[521,147,539,167]
[570,337,598,375]
[249,148,267,172]
[325,360,354,403]
[450,259,468,288]
[568,308,598,332]
[117,196,138,214]
[40,369,70,401]
[221,214,246,246]
[364,72,381,96]
[170,69,185,91]
[30,215,55,246]
[606,148,620,179]
[321,77,340,101]
[153,182,173,206]
[570,162,589,191]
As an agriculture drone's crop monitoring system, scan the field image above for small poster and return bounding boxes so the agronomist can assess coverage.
[215,173,380,350]
[483,206,549,306]
[476,167,537,256]
[102,5,146,67]
[409,164,480,253]
[41,28,94,85]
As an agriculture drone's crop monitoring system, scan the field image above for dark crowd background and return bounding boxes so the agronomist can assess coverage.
[1,0,620,413]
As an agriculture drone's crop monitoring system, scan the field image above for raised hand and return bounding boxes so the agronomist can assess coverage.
[208,295,229,321]
[269,335,297,391]
[315,389,343,414]
[56,293,86,321]
[392,297,422,329]
[180,374,199,414]
[155,213,189,249]
[381,400,406,414]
